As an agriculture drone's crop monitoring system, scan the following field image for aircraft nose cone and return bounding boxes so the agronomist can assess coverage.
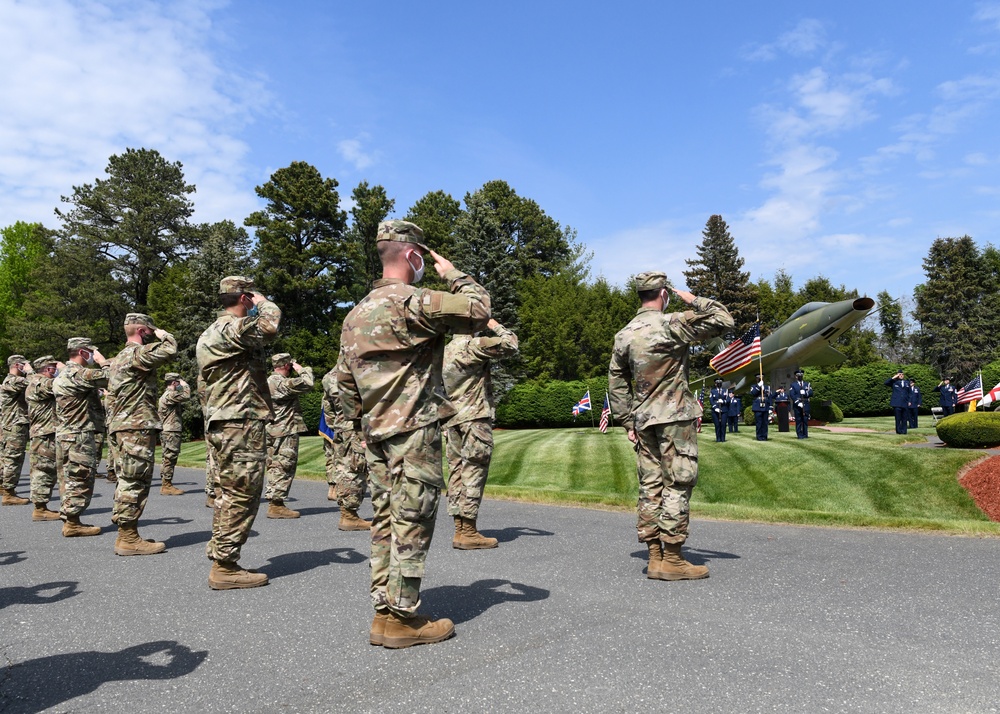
[854,297,875,311]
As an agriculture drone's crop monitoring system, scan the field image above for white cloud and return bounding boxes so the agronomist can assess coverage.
[588,219,701,289]
[337,136,376,171]
[742,18,828,62]
[0,0,268,229]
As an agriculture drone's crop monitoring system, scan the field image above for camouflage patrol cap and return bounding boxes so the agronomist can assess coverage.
[634,271,670,292]
[376,220,430,252]
[124,313,155,328]
[219,275,255,294]
[271,353,292,368]
[7,354,26,367]
[164,372,181,382]
[66,337,95,352]
[32,355,57,370]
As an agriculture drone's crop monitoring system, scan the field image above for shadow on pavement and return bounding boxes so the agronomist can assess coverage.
[0,552,26,566]
[479,526,554,544]
[0,640,208,713]
[629,547,740,566]
[139,516,193,527]
[421,578,550,625]
[296,506,337,517]
[260,548,366,579]
[86,507,112,516]
[162,530,212,550]
[0,581,79,610]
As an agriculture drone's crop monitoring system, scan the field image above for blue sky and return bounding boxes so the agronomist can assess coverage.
[3,1,1000,309]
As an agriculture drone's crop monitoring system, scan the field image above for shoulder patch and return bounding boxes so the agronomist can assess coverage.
[422,291,472,318]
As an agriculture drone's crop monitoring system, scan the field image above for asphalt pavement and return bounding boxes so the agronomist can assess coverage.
[1,464,999,713]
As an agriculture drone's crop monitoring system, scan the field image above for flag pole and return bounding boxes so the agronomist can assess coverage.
[606,390,613,428]
[757,311,764,387]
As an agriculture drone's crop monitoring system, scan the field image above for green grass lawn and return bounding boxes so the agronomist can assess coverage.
[174,417,1000,535]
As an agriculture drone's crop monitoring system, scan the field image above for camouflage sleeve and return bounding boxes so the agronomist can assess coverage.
[284,367,314,394]
[135,331,178,370]
[163,383,191,405]
[334,348,362,427]
[607,338,634,430]
[321,369,338,400]
[77,366,109,388]
[1,376,28,394]
[227,299,281,348]
[35,377,55,399]
[467,324,519,361]
[414,268,491,335]
[670,297,734,345]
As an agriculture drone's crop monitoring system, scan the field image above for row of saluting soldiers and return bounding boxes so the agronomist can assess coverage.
[706,370,815,443]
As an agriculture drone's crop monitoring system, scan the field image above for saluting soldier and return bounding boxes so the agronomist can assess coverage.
[26,355,63,520]
[884,371,911,434]
[908,379,922,428]
[709,378,730,442]
[158,372,191,496]
[749,380,771,441]
[726,387,741,433]
[608,272,733,582]
[1,355,32,505]
[337,220,490,648]
[773,386,790,432]
[933,378,958,416]
[789,369,813,439]
[321,366,371,531]
[264,354,314,519]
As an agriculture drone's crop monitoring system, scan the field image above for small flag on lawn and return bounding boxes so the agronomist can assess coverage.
[599,393,612,433]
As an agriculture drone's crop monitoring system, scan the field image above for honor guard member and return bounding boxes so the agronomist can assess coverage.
[107,314,177,556]
[54,338,109,536]
[321,366,371,531]
[264,354,314,519]
[97,389,118,483]
[1,355,32,505]
[726,387,741,433]
[773,386,790,431]
[709,378,730,442]
[884,371,911,434]
[443,318,519,550]
[157,372,191,495]
[749,380,771,441]
[934,378,958,416]
[789,369,813,439]
[609,271,734,582]
[197,276,281,589]
[337,220,490,648]
[908,380,922,429]
[26,355,63,520]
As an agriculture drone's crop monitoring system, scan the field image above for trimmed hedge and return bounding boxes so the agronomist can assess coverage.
[495,377,611,428]
[936,411,1000,448]
[810,401,844,423]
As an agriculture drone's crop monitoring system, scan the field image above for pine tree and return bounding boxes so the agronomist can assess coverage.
[683,215,756,335]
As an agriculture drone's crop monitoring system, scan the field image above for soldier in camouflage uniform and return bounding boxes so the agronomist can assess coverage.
[26,355,63,520]
[321,366,371,531]
[107,313,178,556]
[196,276,280,590]
[197,373,218,507]
[98,389,118,483]
[54,337,109,537]
[1,355,33,505]
[158,372,190,496]
[608,272,733,581]
[338,220,490,648]
[264,354,314,519]
[443,319,519,549]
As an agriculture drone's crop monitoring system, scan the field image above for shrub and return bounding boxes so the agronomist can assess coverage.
[742,406,755,426]
[810,401,844,423]
[495,377,610,428]
[936,411,1000,448]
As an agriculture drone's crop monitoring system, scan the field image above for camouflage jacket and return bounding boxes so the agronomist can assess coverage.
[442,324,519,427]
[158,382,192,433]
[196,299,281,426]
[97,390,111,432]
[266,367,314,437]
[53,361,109,435]
[0,374,29,431]
[26,373,57,438]
[337,269,491,443]
[609,298,733,431]
[321,368,351,432]
[108,335,178,433]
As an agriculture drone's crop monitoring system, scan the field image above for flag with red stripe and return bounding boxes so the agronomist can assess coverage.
[710,323,761,376]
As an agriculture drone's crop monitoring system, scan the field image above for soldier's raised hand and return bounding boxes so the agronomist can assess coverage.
[429,249,455,278]
[672,287,696,305]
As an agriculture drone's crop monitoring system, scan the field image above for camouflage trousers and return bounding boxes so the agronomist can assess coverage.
[111,430,156,525]
[205,442,219,496]
[1,426,29,491]
[635,419,699,545]
[264,433,299,501]
[445,418,493,520]
[94,431,118,478]
[367,424,443,616]
[205,419,266,564]
[58,430,99,518]
[160,431,182,483]
[29,433,58,504]
[324,430,368,511]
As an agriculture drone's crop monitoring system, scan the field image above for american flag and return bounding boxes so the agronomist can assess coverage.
[599,393,612,433]
[710,323,762,376]
[957,374,983,405]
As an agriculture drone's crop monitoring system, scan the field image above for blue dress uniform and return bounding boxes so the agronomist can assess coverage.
[933,380,957,416]
[789,371,813,439]
[908,381,922,428]
[709,382,730,442]
[884,373,911,434]
[773,388,790,431]
[727,391,741,433]
[749,383,771,441]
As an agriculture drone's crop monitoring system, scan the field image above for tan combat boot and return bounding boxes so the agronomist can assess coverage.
[209,560,269,590]
[114,523,166,556]
[646,540,666,579]
[453,517,498,550]
[2,488,29,506]
[266,500,300,519]
[62,515,101,537]
[106,472,118,483]
[32,502,61,521]
[205,493,216,508]
[160,481,184,496]
[338,508,371,531]
[381,612,455,649]
[370,611,390,646]
[655,542,709,581]
[327,483,337,501]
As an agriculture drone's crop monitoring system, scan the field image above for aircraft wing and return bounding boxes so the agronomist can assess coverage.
[800,344,847,366]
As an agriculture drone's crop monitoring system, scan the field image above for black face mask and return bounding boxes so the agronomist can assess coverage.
[141,331,156,345]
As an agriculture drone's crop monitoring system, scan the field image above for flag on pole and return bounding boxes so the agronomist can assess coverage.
[956,374,983,405]
[984,379,1000,406]
[710,323,762,376]
[318,408,336,443]
[599,393,612,433]
[573,390,592,414]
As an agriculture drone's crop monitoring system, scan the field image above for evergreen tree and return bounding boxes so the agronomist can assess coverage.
[0,222,50,354]
[346,181,395,300]
[754,269,798,335]
[683,215,756,334]
[875,290,913,363]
